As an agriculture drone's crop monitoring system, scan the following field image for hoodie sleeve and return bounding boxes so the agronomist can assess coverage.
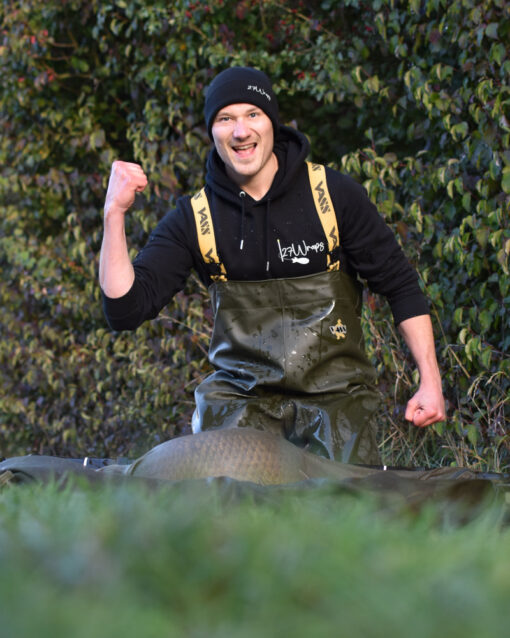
[328,169,429,325]
[102,199,199,331]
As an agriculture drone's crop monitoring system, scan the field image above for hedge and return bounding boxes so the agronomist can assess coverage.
[0,0,508,469]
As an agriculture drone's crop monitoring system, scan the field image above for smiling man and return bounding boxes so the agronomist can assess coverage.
[211,103,278,199]
[100,66,445,464]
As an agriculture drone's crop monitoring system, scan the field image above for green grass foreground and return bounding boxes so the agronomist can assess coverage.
[1,479,509,638]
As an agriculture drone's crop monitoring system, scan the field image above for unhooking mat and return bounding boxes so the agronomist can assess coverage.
[1,428,509,521]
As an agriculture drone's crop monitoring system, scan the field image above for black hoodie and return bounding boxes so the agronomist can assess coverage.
[102,126,429,330]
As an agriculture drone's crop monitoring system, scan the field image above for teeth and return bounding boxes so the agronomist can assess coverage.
[234,144,255,151]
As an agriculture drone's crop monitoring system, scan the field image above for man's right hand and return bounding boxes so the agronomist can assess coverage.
[104,161,148,215]
[99,161,147,297]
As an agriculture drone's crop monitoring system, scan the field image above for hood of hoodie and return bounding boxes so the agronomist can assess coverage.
[204,125,310,205]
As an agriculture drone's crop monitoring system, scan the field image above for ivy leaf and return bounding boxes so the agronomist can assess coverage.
[502,168,510,194]
[485,23,499,39]
[451,122,469,141]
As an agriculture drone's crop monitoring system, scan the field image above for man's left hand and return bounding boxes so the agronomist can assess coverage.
[405,384,446,427]
[398,315,446,428]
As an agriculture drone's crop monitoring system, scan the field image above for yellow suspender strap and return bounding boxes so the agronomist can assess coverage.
[190,188,227,282]
[306,161,340,271]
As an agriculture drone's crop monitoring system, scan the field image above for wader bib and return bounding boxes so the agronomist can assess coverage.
[190,163,381,464]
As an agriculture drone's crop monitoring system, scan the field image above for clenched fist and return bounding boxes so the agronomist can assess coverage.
[104,161,148,215]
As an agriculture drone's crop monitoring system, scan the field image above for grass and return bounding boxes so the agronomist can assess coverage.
[1,478,509,638]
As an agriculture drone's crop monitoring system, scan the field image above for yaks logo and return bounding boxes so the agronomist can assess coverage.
[197,207,210,236]
[314,180,331,216]
[329,318,347,340]
[247,85,271,101]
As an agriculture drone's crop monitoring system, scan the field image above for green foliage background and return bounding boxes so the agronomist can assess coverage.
[0,0,508,468]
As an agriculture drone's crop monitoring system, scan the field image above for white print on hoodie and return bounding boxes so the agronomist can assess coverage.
[277,239,325,265]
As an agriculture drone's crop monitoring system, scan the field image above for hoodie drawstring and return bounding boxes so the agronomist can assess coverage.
[239,191,246,250]
[265,198,271,273]
[238,191,272,275]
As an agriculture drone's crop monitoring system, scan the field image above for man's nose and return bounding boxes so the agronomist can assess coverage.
[233,118,249,138]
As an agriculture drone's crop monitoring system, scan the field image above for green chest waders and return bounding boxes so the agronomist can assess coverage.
[190,164,381,465]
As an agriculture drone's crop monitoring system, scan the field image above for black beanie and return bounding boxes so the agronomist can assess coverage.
[204,66,279,138]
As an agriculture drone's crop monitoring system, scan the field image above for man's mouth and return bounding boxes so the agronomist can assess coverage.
[232,143,257,156]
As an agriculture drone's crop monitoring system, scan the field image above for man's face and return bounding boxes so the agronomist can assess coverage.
[211,103,275,187]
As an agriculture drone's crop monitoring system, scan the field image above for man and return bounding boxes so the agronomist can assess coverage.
[99,66,445,464]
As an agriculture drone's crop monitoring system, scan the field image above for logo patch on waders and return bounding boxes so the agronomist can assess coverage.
[329,318,347,340]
